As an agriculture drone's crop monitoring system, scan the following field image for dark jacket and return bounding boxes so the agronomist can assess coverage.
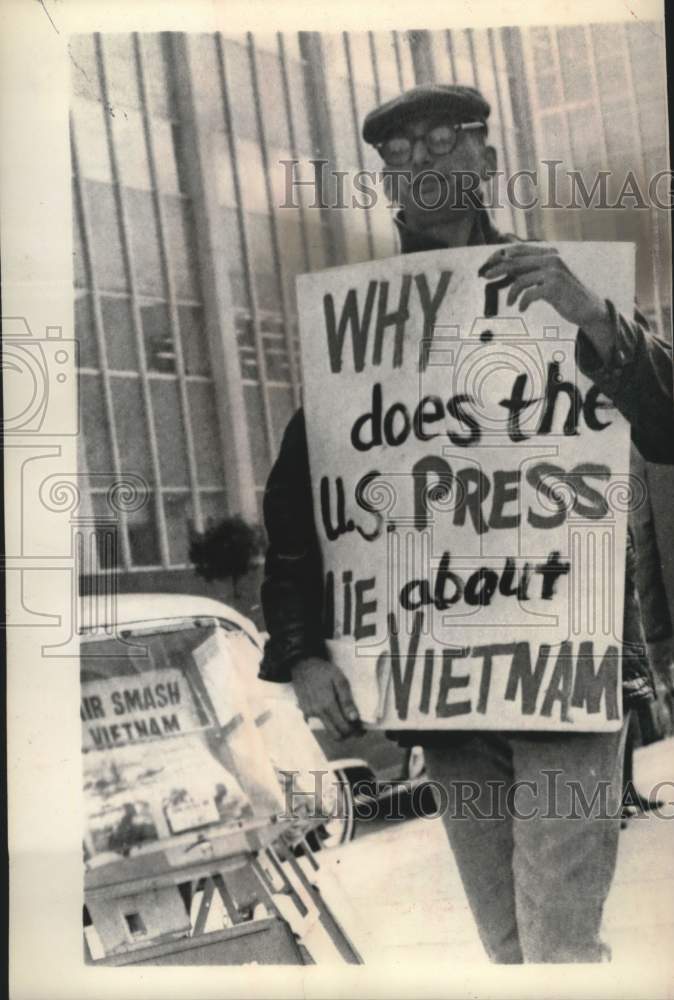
[260,209,674,733]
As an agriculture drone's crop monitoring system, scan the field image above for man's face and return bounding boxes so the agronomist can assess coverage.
[382,115,496,230]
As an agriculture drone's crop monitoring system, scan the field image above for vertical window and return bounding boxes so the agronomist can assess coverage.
[509,23,670,334]
[71,32,228,571]
[212,32,318,512]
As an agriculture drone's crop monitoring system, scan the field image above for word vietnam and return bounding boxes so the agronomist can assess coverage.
[382,611,620,723]
[81,678,188,749]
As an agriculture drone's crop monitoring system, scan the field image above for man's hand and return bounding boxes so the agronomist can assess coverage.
[480,244,615,363]
[291,657,363,740]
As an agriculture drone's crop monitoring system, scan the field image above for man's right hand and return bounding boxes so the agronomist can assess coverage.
[290,657,363,740]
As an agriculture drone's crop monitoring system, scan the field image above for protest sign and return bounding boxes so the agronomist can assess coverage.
[297,243,635,731]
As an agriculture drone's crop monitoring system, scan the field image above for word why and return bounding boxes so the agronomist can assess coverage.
[323,271,452,373]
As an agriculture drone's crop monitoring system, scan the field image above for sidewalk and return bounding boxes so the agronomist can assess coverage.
[605,734,674,962]
[320,738,674,968]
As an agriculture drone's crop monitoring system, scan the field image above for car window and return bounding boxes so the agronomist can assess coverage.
[81,621,219,747]
[81,620,283,869]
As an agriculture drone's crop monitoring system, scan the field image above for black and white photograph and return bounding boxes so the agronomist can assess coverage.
[3,0,673,994]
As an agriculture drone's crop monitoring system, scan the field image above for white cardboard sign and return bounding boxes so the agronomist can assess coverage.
[297,243,635,731]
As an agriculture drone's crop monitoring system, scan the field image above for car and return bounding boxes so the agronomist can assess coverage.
[303,722,427,846]
[79,594,426,851]
[254,628,430,846]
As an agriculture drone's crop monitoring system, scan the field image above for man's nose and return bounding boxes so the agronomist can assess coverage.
[411,138,432,167]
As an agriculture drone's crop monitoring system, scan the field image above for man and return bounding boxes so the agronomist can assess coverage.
[260,85,673,962]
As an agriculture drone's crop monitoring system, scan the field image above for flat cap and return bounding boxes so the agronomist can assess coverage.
[362,84,491,145]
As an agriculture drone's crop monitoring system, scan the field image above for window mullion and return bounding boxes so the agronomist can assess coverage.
[134,32,204,531]
[247,33,301,408]
[71,120,132,571]
[95,32,170,567]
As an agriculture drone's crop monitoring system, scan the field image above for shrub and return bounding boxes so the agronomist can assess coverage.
[189,515,263,593]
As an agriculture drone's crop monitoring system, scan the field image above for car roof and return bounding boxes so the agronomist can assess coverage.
[79,592,262,643]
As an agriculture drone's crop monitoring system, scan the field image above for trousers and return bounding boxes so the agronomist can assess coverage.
[424,723,628,963]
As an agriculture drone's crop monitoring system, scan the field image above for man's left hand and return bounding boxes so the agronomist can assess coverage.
[480,244,609,330]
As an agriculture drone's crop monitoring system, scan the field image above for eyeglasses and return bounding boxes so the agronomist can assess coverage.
[376,121,486,166]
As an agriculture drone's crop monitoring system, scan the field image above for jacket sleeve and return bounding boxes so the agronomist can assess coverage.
[575,300,674,465]
[258,408,329,682]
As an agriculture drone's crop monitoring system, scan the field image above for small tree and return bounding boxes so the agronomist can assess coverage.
[189,515,263,597]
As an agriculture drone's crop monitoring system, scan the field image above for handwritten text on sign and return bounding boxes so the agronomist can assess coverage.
[297,244,635,731]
